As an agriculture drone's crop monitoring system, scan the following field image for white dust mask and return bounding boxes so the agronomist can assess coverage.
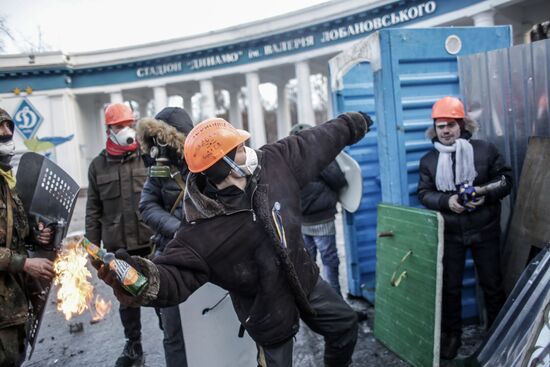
[238,146,258,176]
[109,127,136,146]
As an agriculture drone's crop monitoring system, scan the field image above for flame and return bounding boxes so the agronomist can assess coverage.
[53,238,113,322]
[91,295,112,322]
[54,241,94,320]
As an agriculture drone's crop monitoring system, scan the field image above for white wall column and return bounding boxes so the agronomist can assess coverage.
[200,79,215,120]
[153,85,167,114]
[472,10,495,26]
[137,97,149,119]
[245,71,266,148]
[182,92,193,115]
[229,88,243,130]
[295,61,315,125]
[109,91,123,104]
[50,93,85,186]
[276,82,291,139]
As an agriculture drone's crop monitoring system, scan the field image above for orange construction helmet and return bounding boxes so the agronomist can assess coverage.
[431,96,465,119]
[184,118,250,173]
[105,103,134,125]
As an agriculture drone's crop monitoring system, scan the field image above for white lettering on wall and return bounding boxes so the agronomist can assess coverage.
[321,1,437,43]
[187,51,243,71]
[136,62,183,78]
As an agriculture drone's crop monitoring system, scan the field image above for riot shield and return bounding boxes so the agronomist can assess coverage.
[335,151,363,213]
[15,152,80,359]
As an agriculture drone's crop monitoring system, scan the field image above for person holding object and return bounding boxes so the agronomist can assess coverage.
[417,97,512,360]
[0,108,54,366]
[85,103,153,367]
[136,107,193,367]
[97,112,373,367]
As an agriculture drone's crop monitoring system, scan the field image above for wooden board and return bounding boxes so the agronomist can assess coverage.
[374,204,444,367]
[503,137,550,294]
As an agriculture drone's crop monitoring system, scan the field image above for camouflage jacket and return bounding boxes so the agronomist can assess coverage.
[0,176,31,329]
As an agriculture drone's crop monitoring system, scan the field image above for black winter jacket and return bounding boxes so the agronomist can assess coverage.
[417,139,512,244]
[300,160,346,224]
[139,176,184,253]
[134,113,368,346]
[136,111,190,253]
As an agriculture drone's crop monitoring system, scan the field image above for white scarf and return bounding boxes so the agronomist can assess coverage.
[434,139,477,192]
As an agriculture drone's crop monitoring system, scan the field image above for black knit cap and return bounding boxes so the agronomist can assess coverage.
[154,107,194,135]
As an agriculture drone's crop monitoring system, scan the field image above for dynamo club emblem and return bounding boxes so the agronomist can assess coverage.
[13,98,44,139]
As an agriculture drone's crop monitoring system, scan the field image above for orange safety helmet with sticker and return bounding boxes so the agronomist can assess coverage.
[431,96,466,119]
[105,103,134,125]
[184,118,250,173]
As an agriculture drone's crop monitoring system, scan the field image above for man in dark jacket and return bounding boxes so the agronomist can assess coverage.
[0,108,54,366]
[137,107,193,367]
[99,113,372,367]
[290,123,347,296]
[417,96,512,360]
[85,103,153,367]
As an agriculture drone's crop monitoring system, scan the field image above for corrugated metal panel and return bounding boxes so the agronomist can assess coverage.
[332,61,379,300]
[458,39,550,206]
[330,27,512,321]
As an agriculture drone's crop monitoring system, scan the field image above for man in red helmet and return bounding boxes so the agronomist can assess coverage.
[85,103,152,367]
[96,113,373,367]
[417,96,512,360]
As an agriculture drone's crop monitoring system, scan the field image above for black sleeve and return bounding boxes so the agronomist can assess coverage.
[320,160,347,192]
[149,239,210,307]
[484,142,513,203]
[417,156,452,212]
[139,177,181,238]
[266,112,368,189]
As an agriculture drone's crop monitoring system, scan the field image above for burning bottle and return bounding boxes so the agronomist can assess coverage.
[80,237,149,296]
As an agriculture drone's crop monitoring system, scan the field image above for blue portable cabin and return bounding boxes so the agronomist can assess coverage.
[329,26,512,320]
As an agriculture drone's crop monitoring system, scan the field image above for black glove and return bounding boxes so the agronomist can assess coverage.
[97,249,143,305]
[358,111,374,129]
[115,249,141,269]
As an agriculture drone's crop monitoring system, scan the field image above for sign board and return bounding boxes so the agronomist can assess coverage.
[12,98,43,139]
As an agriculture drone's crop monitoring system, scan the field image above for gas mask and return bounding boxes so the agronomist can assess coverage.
[109,127,136,146]
[0,136,15,165]
[147,137,187,178]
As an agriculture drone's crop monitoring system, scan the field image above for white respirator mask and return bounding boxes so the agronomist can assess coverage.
[237,146,258,176]
[109,127,136,146]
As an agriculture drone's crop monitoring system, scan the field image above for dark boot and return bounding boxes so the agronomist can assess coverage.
[115,339,144,367]
[440,333,461,360]
[355,309,368,322]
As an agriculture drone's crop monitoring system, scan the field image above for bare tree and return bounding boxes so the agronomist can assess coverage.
[0,15,15,53]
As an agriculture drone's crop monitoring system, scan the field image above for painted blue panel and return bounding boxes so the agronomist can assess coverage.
[332,62,379,299]
[334,27,512,319]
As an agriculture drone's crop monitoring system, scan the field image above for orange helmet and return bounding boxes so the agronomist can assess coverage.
[184,118,250,173]
[431,96,465,119]
[105,103,134,125]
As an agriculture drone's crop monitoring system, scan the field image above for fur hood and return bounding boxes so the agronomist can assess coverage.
[425,117,479,140]
[136,117,186,154]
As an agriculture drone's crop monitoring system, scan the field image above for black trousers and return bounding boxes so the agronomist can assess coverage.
[119,304,141,341]
[442,238,506,336]
[257,278,358,367]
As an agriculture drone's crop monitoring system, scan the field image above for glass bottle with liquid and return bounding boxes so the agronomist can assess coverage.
[80,237,149,296]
